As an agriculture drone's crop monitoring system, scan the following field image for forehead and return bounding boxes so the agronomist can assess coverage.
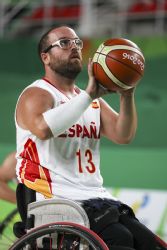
[48,27,78,42]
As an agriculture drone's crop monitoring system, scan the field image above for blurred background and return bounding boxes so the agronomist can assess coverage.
[0,0,166,241]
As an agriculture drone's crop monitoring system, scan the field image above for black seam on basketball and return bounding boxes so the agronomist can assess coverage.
[96,51,143,76]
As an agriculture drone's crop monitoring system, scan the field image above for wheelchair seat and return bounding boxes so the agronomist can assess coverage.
[27,198,90,229]
[14,184,90,249]
[14,184,90,236]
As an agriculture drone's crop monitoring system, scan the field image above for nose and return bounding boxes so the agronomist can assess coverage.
[70,40,78,49]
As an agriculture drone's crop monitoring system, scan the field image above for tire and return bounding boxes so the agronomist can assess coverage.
[9,221,109,250]
[0,208,19,250]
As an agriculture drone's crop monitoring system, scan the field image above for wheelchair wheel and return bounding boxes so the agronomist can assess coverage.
[0,208,19,250]
[9,221,109,250]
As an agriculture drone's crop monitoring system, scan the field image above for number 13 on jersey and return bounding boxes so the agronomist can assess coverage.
[76,149,96,173]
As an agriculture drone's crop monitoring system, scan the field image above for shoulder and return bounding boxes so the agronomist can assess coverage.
[16,84,55,117]
[18,80,54,108]
[21,86,53,99]
[22,79,53,97]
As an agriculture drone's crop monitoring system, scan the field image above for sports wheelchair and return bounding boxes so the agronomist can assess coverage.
[9,184,109,250]
[9,184,167,250]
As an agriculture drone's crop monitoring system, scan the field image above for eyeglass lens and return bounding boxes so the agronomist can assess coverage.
[59,39,83,49]
[44,38,83,53]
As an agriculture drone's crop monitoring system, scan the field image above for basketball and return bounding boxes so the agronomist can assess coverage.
[92,38,145,92]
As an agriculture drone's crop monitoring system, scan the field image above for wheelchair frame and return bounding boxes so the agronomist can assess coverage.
[9,183,167,250]
[9,183,109,250]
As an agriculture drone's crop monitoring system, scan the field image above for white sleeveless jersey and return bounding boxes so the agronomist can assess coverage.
[15,79,116,201]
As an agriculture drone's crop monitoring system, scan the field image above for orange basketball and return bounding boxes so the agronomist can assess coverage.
[92,38,145,92]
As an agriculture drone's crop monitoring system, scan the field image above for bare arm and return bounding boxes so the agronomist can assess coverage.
[0,151,17,203]
[16,87,54,140]
[0,151,16,181]
[100,89,137,144]
[86,59,137,144]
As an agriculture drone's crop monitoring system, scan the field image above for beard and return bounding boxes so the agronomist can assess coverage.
[49,57,82,80]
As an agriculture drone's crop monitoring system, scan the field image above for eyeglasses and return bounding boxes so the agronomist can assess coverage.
[43,38,83,53]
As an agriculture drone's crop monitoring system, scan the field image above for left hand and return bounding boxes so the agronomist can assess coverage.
[86,58,113,99]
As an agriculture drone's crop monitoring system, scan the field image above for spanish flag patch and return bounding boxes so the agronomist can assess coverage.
[91,101,99,109]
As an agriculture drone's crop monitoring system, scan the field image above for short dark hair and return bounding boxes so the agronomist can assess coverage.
[38,25,73,60]
[38,27,55,59]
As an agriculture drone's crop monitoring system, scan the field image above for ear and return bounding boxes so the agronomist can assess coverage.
[41,52,50,65]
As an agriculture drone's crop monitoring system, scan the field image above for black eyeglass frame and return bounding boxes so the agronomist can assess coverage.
[43,38,83,53]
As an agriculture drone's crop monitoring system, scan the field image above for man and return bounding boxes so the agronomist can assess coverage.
[0,151,16,203]
[15,26,161,249]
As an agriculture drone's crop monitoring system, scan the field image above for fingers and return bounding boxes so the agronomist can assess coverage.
[87,58,114,98]
[88,58,93,77]
[98,83,115,94]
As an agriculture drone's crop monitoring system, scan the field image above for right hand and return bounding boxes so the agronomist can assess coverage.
[85,58,113,100]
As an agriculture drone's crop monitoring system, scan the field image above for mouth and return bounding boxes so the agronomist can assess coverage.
[70,53,80,60]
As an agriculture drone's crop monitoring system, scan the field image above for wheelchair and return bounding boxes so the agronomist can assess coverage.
[0,207,19,249]
[9,184,109,250]
[9,184,167,250]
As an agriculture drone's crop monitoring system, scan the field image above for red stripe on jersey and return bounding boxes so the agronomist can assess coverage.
[29,139,40,163]
[19,138,53,198]
[20,138,33,159]
[92,101,99,109]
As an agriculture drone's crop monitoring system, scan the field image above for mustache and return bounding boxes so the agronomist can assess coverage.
[70,52,81,59]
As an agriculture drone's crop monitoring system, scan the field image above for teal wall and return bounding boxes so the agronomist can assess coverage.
[0,37,166,190]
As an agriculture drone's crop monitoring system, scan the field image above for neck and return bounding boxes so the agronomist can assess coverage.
[44,71,76,93]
